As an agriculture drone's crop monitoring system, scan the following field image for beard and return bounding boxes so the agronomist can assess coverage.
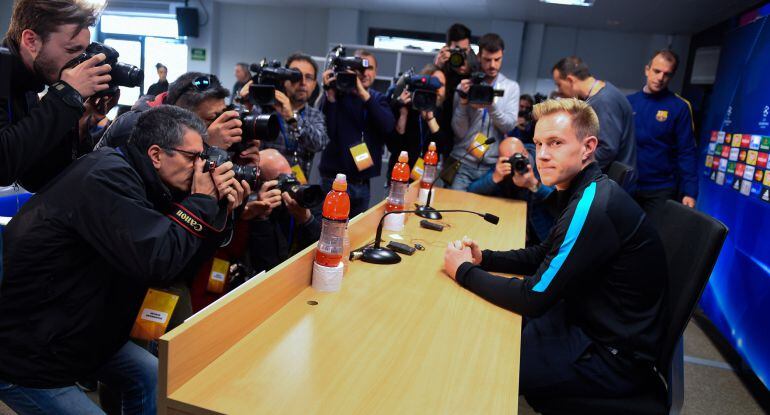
[32,47,62,85]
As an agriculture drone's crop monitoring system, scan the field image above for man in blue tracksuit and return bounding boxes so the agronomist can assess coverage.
[627,49,697,221]
[444,98,667,403]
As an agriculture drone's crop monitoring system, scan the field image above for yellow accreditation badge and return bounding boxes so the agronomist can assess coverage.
[130,288,179,341]
[468,132,490,160]
[411,157,425,181]
[206,257,230,294]
[349,142,374,171]
[290,164,308,185]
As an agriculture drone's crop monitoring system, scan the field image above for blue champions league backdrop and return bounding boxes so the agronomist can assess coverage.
[699,14,770,390]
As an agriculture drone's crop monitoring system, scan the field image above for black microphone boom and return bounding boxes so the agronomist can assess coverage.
[416,137,497,220]
[360,208,500,264]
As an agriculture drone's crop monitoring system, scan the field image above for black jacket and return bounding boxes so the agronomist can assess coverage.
[0,39,86,191]
[247,207,321,274]
[0,146,226,388]
[456,162,667,362]
[385,106,448,175]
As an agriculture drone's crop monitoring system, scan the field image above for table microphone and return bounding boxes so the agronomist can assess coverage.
[359,208,499,264]
[416,137,496,220]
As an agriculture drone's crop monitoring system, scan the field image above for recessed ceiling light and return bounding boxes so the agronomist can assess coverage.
[540,0,595,6]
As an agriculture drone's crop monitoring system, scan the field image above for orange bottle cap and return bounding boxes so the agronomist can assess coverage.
[398,151,409,163]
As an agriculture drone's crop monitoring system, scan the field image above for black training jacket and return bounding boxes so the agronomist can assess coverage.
[0,146,226,388]
[456,162,667,362]
[0,39,86,191]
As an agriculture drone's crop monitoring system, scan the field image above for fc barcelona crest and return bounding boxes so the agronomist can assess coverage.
[656,110,668,122]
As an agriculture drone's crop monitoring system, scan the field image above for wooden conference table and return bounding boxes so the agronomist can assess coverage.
[159,185,526,414]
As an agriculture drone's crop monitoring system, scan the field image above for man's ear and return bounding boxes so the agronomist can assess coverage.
[582,135,599,163]
[20,29,41,58]
[147,145,164,169]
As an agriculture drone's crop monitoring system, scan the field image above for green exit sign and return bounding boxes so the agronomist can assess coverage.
[191,48,206,61]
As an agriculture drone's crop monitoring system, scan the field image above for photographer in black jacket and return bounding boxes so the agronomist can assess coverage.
[0,105,242,414]
[0,0,112,191]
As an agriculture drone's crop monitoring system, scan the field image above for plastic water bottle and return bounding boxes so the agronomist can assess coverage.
[315,174,351,267]
[419,142,438,205]
[384,151,410,231]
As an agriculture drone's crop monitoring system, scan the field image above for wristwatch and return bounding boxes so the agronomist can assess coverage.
[50,81,84,109]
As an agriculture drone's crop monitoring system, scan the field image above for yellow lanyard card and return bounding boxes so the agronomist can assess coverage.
[411,157,425,181]
[349,142,374,171]
[291,164,308,185]
[206,257,230,294]
[468,132,489,160]
[130,288,179,341]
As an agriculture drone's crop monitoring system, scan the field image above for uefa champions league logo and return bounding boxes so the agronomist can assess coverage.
[760,105,770,129]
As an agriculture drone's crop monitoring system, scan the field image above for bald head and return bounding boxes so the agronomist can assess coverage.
[499,137,526,159]
[259,149,292,180]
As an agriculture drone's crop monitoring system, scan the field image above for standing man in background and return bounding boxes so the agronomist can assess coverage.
[451,33,519,191]
[231,62,250,105]
[628,49,697,221]
[146,63,169,96]
[552,56,637,191]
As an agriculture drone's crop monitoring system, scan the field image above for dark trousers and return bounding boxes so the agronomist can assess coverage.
[521,303,647,404]
[635,187,676,226]
[319,175,371,219]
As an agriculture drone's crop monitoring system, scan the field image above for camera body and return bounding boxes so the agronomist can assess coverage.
[325,45,369,94]
[273,173,323,209]
[201,146,259,188]
[458,72,504,105]
[389,69,442,112]
[447,47,466,69]
[64,42,143,97]
[249,59,302,106]
[504,152,530,175]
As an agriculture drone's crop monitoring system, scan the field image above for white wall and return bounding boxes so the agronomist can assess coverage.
[212,2,690,97]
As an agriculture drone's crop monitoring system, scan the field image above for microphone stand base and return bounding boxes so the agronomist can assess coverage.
[414,205,443,220]
[361,247,402,264]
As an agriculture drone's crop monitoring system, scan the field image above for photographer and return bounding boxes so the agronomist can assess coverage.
[386,64,447,174]
[0,0,112,191]
[450,33,520,191]
[510,94,535,147]
[467,137,554,244]
[0,106,240,414]
[96,72,250,155]
[243,149,321,274]
[243,53,329,181]
[318,49,395,217]
[434,23,475,159]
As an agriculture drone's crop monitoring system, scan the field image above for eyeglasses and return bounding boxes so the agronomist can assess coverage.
[162,147,202,161]
[290,74,317,84]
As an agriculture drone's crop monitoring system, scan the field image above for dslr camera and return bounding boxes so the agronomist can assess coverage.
[390,68,442,112]
[201,146,259,188]
[64,42,143,97]
[272,173,323,209]
[447,47,467,69]
[458,72,504,105]
[324,45,370,94]
[504,152,530,175]
[223,104,280,150]
[248,59,302,107]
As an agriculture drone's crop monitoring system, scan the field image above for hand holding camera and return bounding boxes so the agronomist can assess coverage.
[192,157,219,199]
[506,153,539,191]
[355,74,370,102]
[259,179,283,210]
[207,110,243,149]
[492,156,513,183]
[322,69,337,102]
[273,90,294,120]
[282,192,312,224]
[60,53,112,99]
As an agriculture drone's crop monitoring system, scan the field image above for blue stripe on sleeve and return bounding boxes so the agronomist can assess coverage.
[532,182,597,293]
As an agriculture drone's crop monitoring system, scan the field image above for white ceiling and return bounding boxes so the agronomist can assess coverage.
[216,0,766,34]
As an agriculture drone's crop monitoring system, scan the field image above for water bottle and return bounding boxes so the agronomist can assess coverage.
[315,174,351,267]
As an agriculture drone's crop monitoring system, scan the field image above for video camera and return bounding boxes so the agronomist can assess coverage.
[458,72,504,106]
[248,59,302,107]
[272,173,323,209]
[390,68,443,112]
[503,152,530,175]
[201,146,259,188]
[63,42,143,97]
[324,45,370,94]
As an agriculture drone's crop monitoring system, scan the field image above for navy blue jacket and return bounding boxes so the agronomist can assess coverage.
[318,89,395,181]
[627,89,698,198]
[456,163,667,362]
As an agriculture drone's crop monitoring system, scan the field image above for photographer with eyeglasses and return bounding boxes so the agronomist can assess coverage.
[0,106,241,415]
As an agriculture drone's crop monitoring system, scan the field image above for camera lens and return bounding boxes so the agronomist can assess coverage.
[512,153,529,174]
[242,112,279,142]
[335,72,357,93]
[111,62,143,88]
[233,165,259,188]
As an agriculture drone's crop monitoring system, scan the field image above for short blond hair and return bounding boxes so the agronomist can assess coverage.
[532,98,599,141]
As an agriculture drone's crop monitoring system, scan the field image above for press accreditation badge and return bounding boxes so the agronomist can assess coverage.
[411,157,425,181]
[468,132,490,160]
[349,142,374,171]
[130,288,179,341]
[206,257,230,294]
[291,164,308,185]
